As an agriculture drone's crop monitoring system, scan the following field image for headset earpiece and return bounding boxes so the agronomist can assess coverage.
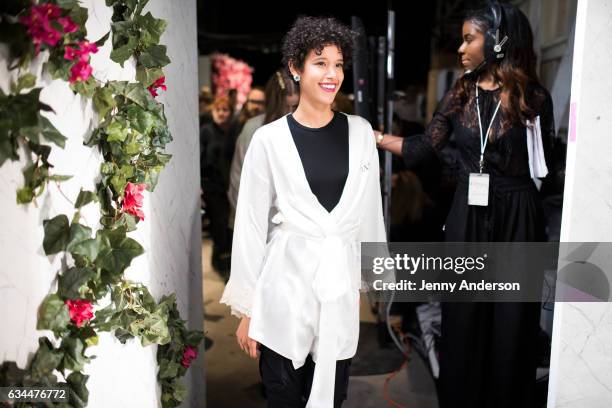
[484,2,509,63]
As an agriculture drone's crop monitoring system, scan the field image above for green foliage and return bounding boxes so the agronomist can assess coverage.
[37,294,70,333]
[0,86,69,204]
[0,3,202,407]
[93,80,172,204]
[157,295,204,407]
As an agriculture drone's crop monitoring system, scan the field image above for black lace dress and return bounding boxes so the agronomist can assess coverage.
[402,79,555,408]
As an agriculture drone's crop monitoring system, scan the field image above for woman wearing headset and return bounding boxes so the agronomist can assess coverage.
[377,4,555,407]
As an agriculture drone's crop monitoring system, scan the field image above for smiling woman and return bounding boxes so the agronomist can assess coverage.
[219,15,389,408]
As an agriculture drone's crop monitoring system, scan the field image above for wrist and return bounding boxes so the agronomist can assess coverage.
[376,132,385,145]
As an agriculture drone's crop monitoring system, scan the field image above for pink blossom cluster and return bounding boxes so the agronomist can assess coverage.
[65,299,94,328]
[211,53,253,108]
[64,41,99,83]
[19,3,78,55]
[148,76,167,97]
[122,182,147,221]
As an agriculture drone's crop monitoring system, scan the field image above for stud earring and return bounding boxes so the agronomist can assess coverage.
[293,74,300,82]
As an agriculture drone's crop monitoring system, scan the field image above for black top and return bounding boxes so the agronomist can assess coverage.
[287,111,349,213]
[401,80,556,242]
[402,81,555,179]
[200,121,238,192]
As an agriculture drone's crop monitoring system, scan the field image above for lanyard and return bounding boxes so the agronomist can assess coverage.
[476,81,502,173]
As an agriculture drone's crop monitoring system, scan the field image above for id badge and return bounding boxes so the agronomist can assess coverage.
[468,173,489,206]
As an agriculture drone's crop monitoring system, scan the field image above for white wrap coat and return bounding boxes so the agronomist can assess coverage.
[220,113,387,407]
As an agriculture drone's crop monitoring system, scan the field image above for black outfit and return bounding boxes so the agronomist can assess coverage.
[259,345,351,408]
[287,112,349,212]
[258,112,351,408]
[200,121,238,272]
[402,81,555,408]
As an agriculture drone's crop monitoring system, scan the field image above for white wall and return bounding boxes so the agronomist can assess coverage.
[0,0,203,406]
[548,0,612,406]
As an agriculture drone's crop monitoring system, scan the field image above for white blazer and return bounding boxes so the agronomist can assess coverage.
[220,113,387,407]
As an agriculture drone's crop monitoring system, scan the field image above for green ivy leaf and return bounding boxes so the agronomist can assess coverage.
[124,82,150,108]
[184,330,205,347]
[138,45,170,68]
[30,337,63,382]
[172,381,187,403]
[61,337,90,372]
[16,187,34,204]
[110,35,138,67]
[95,227,144,275]
[126,105,154,135]
[49,174,73,182]
[66,222,93,251]
[37,294,70,332]
[94,31,111,47]
[136,66,163,87]
[70,78,97,98]
[70,237,103,262]
[106,118,129,142]
[75,190,98,209]
[135,12,167,48]
[58,267,97,299]
[93,87,117,121]
[158,359,180,379]
[66,371,89,407]
[43,214,70,255]
[130,312,170,346]
[39,116,67,148]
[12,73,37,94]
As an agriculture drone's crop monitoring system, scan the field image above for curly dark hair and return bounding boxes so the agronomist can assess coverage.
[281,16,357,72]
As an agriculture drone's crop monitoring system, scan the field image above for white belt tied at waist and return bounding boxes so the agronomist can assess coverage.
[274,213,359,407]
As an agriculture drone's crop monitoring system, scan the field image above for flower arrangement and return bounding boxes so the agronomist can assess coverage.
[211,52,254,107]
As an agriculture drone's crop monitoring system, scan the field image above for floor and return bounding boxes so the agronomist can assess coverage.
[202,238,439,408]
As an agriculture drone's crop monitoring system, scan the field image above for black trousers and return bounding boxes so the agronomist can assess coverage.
[259,345,351,408]
[202,189,231,261]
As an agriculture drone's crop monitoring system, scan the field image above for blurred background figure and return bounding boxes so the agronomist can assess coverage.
[200,96,239,276]
[237,86,266,130]
[199,85,214,127]
[332,91,354,114]
[228,69,299,228]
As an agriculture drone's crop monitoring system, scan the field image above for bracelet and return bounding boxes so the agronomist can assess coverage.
[376,133,384,145]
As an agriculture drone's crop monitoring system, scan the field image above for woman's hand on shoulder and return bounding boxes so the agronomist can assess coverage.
[236,316,259,359]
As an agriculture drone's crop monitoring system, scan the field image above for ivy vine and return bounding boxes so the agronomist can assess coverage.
[0,1,203,407]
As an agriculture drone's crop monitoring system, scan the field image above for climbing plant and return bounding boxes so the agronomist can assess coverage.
[0,1,203,406]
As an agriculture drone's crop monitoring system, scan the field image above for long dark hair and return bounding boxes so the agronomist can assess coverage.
[458,3,541,126]
[263,70,299,125]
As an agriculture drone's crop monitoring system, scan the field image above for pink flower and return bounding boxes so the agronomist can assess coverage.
[64,41,98,62]
[79,41,98,55]
[122,182,147,221]
[181,346,198,368]
[37,3,62,19]
[69,60,93,83]
[65,299,94,328]
[57,16,78,34]
[64,45,78,60]
[147,76,167,97]
[19,3,65,54]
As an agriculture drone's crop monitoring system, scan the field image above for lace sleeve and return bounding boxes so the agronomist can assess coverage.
[402,86,457,168]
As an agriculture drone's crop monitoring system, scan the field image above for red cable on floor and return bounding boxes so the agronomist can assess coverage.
[382,328,412,408]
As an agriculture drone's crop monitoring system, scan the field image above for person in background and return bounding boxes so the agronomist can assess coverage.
[237,86,266,129]
[200,96,238,275]
[199,85,214,127]
[331,91,353,114]
[228,69,299,227]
